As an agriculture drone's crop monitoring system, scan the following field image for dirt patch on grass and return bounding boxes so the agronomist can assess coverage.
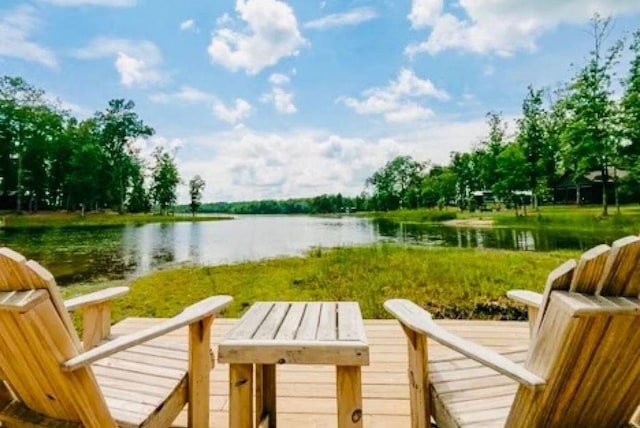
[443,218,494,228]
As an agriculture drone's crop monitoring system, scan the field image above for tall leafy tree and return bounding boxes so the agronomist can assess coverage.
[562,15,623,215]
[366,155,425,210]
[150,147,180,215]
[477,112,507,191]
[189,175,206,216]
[622,30,640,173]
[95,99,154,213]
[493,143,529,215]
[516,86,547,208]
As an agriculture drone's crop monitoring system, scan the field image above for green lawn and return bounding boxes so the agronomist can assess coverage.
[0,211,232,229]
[62,246,579,325]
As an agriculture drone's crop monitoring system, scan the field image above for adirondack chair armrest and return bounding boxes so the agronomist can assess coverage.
[64,286,130,349]
[61,295,233,372]
[507,290,542,308]
[384,299,546,391]
[507,290,543,335]
[64,286,129,311]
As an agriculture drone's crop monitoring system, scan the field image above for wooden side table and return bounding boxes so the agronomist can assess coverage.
[218,302,370,428]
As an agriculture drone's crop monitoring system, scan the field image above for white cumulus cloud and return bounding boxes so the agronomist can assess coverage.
[213,98,252,124]
[0,5,56,68]
[269,73,290,85]
[261,87,297,114]
[174,116,493,203]
[304,7,378,30]
[408,0,442,28]
[338,68,449,123]
[262,71,297,114]
[406,0,640,57]
[73,37,165,87]
[179,19,196,31]
[208,0,307,75]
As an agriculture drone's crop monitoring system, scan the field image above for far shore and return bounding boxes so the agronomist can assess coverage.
[0,211,233,229]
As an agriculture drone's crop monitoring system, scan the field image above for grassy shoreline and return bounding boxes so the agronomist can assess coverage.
[360,205,640,233]
[0,212,233,229]
[62,245,579,324]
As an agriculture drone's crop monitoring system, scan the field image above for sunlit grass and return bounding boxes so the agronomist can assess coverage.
[62,245,579,324]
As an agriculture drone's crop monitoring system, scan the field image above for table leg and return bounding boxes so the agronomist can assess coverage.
[336,366,363,428]
[256,364,277,428]
[230,363,253,428]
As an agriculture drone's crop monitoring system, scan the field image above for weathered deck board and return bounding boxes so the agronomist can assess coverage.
[110,318,530,427]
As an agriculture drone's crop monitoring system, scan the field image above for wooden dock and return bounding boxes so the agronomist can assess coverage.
[110,318,530,427]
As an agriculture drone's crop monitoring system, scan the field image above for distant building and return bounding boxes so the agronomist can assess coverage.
[553,168,628,205]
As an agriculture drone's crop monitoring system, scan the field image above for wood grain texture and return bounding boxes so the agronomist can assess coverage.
[597,235,640,296]
[384,299,544,390]
[569,244,610,294]
[63,295,232,371]
[229,364,253,428]
[255,364,276,428]
[401,326,429,428]
[64,287,129,312]
[188,316,214,428]
[0,248,228,428]
[336,366,363,428]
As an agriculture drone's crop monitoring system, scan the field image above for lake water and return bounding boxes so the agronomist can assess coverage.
[0,215,624,285]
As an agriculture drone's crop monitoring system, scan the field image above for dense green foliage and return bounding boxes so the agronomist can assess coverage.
[0,77,177,214]
[177,193,371,214]
[150,147,180,215]
[62,246,578,321]
[365,16,640,216]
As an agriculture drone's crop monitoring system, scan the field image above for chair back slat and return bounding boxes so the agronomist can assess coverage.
[531,259,575,338]
[0,249,115,427]
[569,244,610,293]
[597,236,640,296]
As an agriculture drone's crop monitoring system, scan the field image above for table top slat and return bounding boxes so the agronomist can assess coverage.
[225,302,274,340]
[317,302,337,341]
[338,302,367,342]
[275,303,306,340]
[296,302,322,341]
[253,302,291,340]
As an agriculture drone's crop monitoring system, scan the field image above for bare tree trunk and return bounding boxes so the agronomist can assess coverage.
[614,167,620,215]
[602,167,608,217]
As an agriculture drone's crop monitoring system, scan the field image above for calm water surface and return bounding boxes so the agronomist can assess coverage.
[0,215,624,285]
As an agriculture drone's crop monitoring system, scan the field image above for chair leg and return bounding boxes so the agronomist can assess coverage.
[401,325,430,428]
[188,316,214,428]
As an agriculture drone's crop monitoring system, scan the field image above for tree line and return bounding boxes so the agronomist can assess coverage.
[179,193,370,215]
[0,77,182,214]
[367,16,640,216]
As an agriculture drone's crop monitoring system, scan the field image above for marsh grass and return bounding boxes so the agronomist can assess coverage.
[494,205,640,233]
[361,205,640,234]
[358,209,457,223]
[63,246,579,326]
[0,212,232,229]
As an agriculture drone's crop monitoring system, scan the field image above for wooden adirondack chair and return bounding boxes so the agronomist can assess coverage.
[0,247,232,427]
[385,235,640,428]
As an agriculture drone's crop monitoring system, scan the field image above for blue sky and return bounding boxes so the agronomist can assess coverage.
[1,0,640,202]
